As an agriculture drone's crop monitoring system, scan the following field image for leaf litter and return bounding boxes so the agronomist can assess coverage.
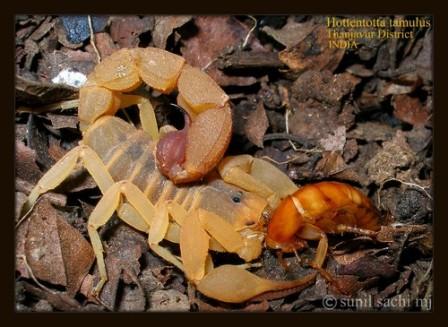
[15,15,433,312]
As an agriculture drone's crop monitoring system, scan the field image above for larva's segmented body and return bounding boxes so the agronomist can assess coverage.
[267,181,380,253]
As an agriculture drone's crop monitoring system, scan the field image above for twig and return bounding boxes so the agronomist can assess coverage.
[260,154,310,165]
[420,259,433,283]
[377,177,432,209]
[283,103,303,152]
[17,255,56,294]
[242,15,257,49]
[263,133,320,153]
[15,196,41,229]
[16,99,80,114]
[88,15,101,63]
[415,259,433,300]
[201,58,218,72]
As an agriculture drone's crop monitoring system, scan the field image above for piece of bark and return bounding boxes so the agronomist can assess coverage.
[219,51,284,70]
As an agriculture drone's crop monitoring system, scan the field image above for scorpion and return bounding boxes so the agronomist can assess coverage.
[20,47,381,304]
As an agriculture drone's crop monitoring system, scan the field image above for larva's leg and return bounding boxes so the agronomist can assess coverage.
[297,223,328,268]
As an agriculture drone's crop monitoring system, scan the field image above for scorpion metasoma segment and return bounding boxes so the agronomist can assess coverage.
[78,47,232,184]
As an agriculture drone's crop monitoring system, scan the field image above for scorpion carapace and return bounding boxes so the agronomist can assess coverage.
[266,181,380,268]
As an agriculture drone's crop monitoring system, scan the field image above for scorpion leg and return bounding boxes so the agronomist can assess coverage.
[196,208,262,262]
[22,145,115,216]
[116,200,185,270]
[118,94,159,141]
[164,202,227,252]
[180,209,210,282]
[218,155,298,208]
[87,180,159,295]
[87,183,122,295]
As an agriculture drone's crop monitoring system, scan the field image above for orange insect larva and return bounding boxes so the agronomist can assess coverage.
[266,181,380,252]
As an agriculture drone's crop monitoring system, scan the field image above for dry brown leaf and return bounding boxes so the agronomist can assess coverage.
[261,17,316,48]
[96,224,147,309]
[343,139,359,162]
[29,16,54,41]
[22,282,82,311]
[346,64,374,77]
[16,216,30,278]
[348,122,396,142]
[110,16,153,48]
[90,32,118,58]
[329,275,373,295]
[379,81,417,96]
[47,113,79,129]
[117,283,146,312]
[181,16,265,86]
[398,30,432,84]
[315,151,347,177]
[291,70,361,105]
[288,100,344,145]
[38,49,96,82]
[245,102,269,148]
[338,255,398,279]
[393,94,430,127]
[16,75,77,107]
[48,136,69,162]
[279,25,345,73]
[332,168,369,186]
[23,39,39,70]
[24,198,95,296]
[152,16,192,49]
[15,141,43,184]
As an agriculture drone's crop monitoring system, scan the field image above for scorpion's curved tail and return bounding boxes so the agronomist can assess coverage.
[196,264,317,303]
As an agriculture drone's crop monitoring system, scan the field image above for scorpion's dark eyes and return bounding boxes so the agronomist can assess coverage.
[232,192,243,203]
